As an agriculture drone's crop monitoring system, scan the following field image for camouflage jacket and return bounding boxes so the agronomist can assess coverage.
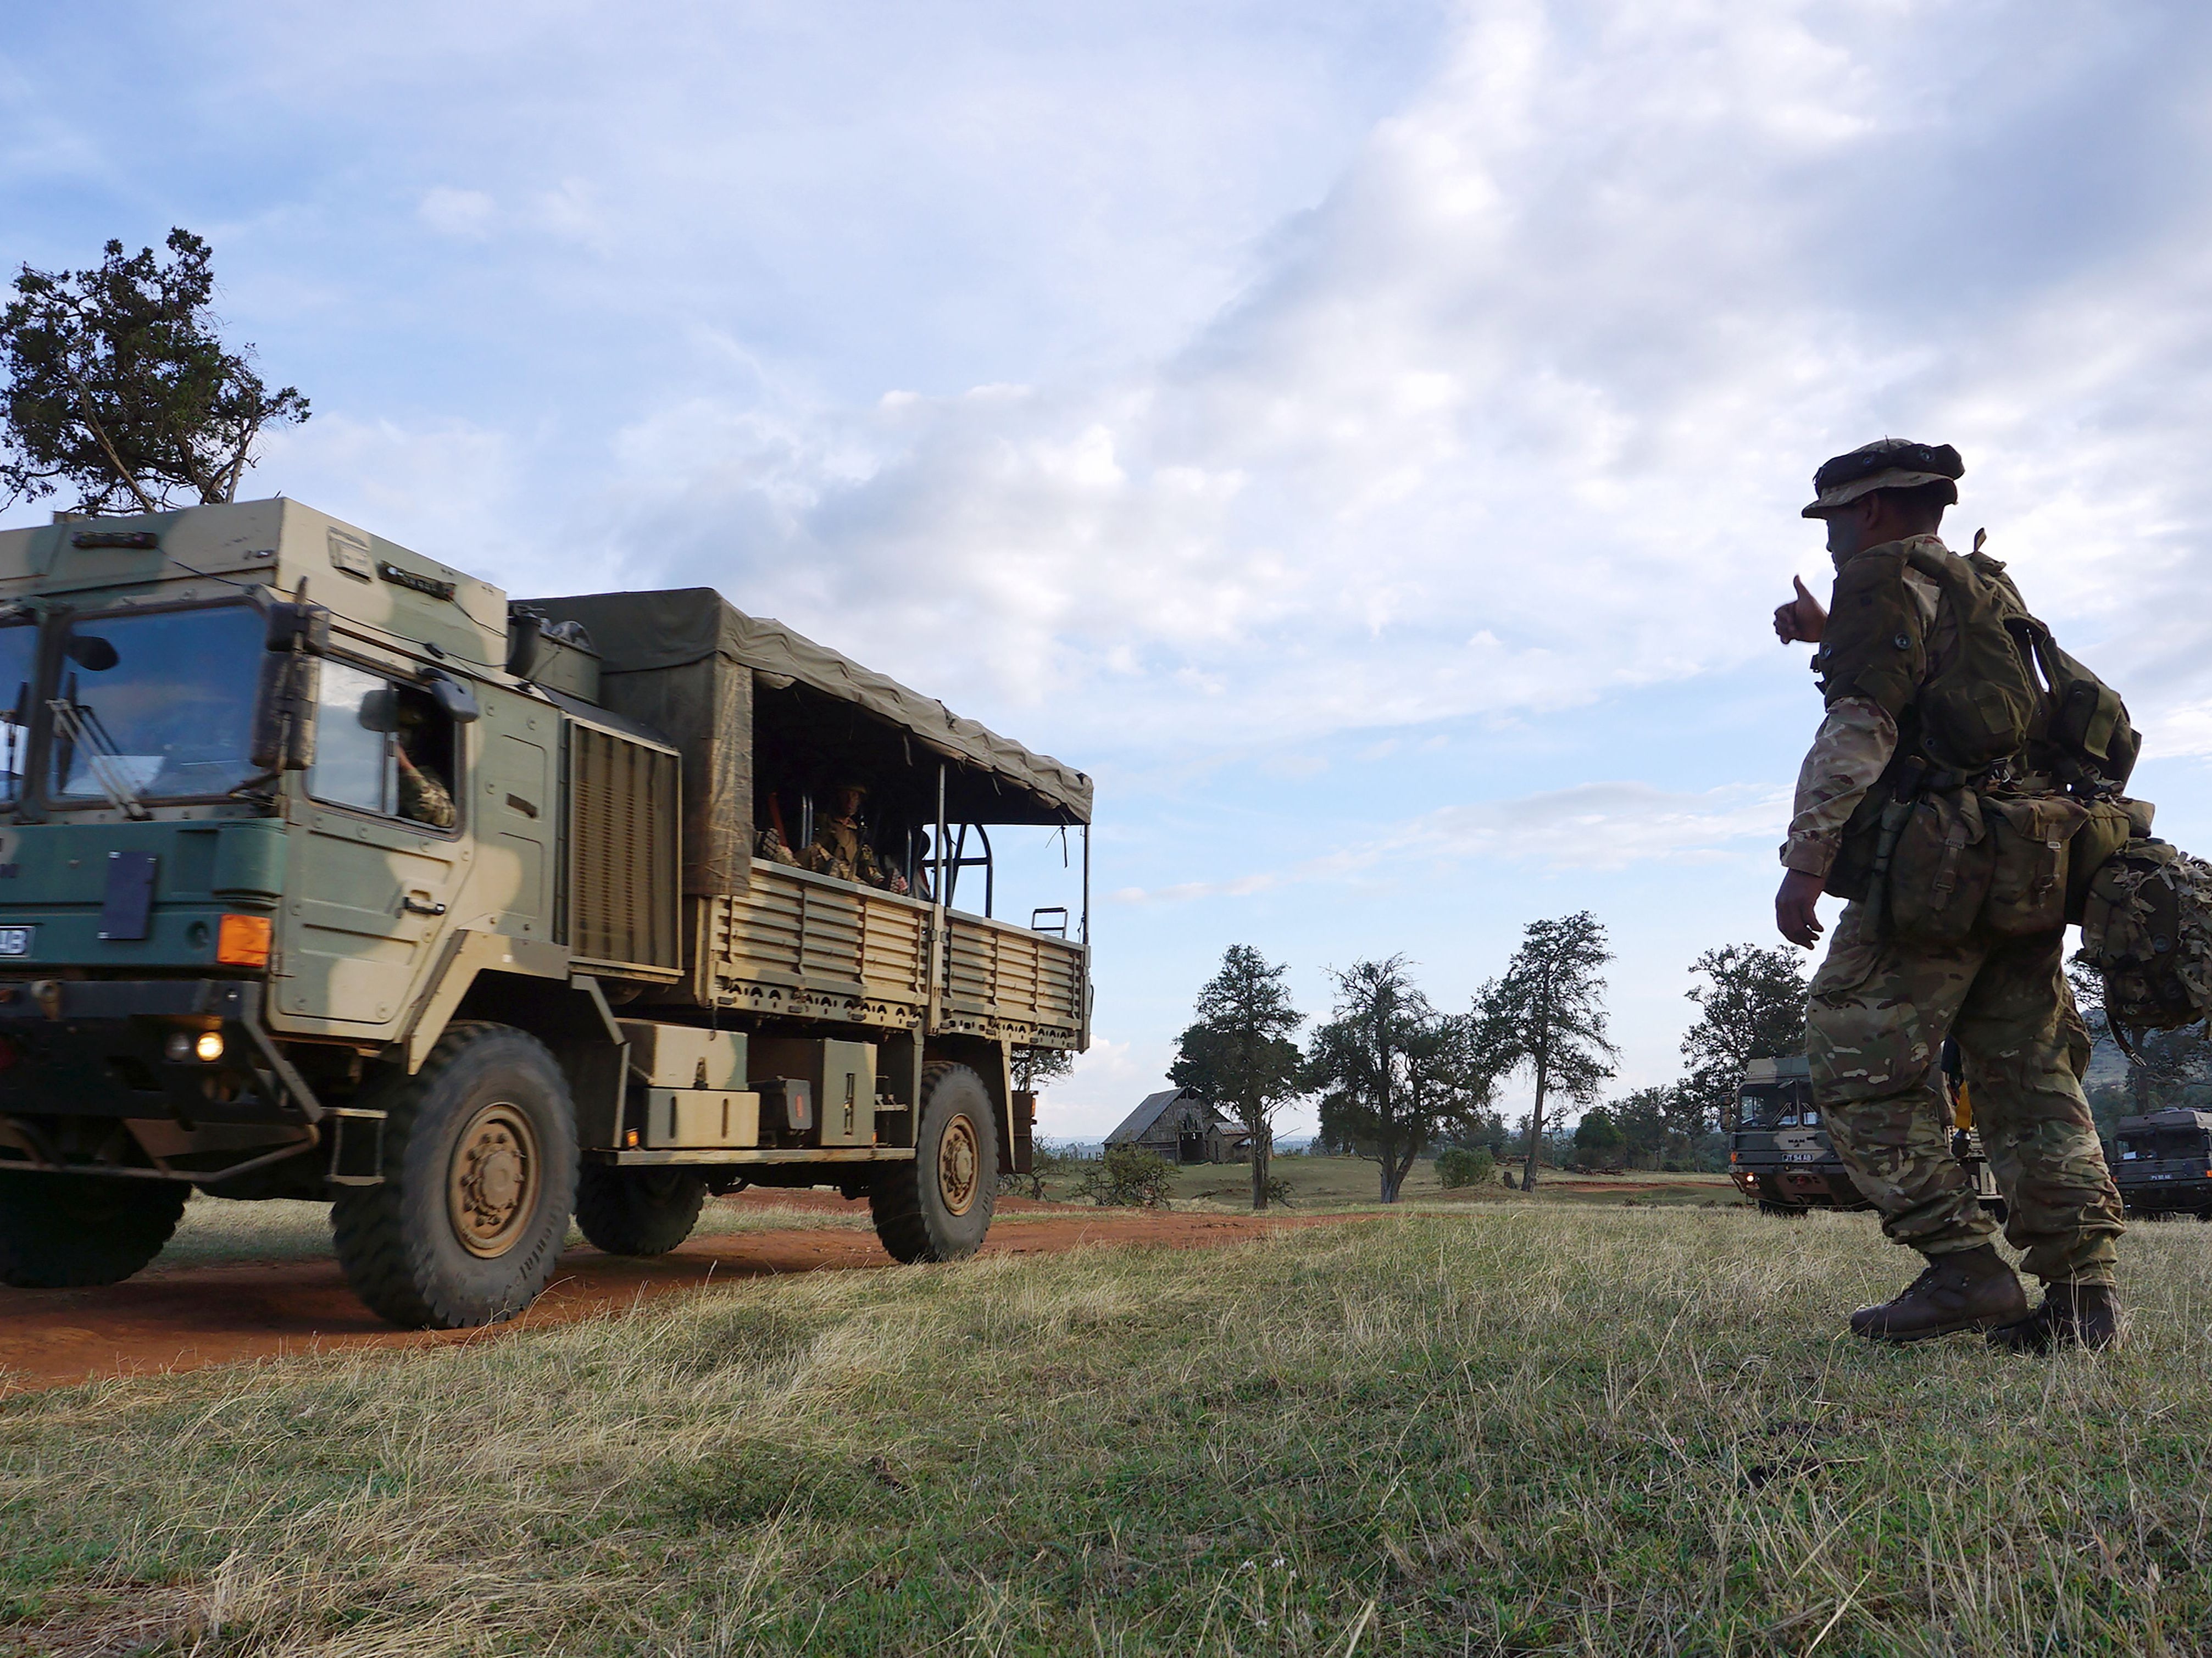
[1781,536,1942,877]
[806,817,899,890]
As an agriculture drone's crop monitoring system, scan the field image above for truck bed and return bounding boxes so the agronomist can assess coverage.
[691,861,1085,1046]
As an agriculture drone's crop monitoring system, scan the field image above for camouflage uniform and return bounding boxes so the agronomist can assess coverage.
[755,825,803,867]
[1788,457,2122,1289]
[807,816,896,888]
[1808,901,2122,1283]
[394,745,455,829]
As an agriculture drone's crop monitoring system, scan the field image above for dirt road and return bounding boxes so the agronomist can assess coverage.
[0,1196,1357,1396]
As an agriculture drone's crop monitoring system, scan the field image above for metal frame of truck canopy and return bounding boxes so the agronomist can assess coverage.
[526,588,1093,1044]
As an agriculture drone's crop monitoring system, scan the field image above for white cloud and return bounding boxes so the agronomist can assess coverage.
[1110,780,1786,903]
[494,0,2212,769]
[417,186,495,239]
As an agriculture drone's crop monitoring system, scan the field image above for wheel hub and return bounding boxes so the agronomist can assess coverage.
[938,1113,980,1216]
[448,1101,540,1258]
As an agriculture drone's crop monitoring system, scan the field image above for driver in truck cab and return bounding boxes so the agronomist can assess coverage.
[392,694,455,830]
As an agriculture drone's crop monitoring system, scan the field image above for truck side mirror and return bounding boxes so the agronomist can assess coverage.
[423,669,480,725]
[264,601,331,655]
[250,653,321,772]
[64,635,119,672]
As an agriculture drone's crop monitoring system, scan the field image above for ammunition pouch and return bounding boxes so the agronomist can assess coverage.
[1978,793,2089,937]
[2064,795,2153,925]
[1884,788,1992,943]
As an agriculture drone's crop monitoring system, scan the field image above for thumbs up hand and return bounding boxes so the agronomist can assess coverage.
[1774,575,1826,646]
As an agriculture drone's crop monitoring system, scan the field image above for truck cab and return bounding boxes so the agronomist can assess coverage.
[2110,1108,2212,1218]
[1726,1054,2003,1218]
[1726,1056,1873,1214]
[0,500,1093,1327]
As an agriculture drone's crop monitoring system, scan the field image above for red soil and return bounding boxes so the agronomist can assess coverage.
[0,1192,1357,1397]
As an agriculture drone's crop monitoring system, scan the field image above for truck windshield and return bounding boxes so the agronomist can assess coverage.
[2117,1129,2211,1162]
[1736,1086,1794,1127]
[0,622,31,805]
[48,605,265,806]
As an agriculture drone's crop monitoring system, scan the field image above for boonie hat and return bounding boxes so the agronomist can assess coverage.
[1802,438,1964,518]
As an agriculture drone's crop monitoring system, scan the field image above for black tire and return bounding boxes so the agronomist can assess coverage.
[331,1022,579,1329]
[871,1061,998,1263]
[575,1166,707,1256]
[0,1172,187,1288]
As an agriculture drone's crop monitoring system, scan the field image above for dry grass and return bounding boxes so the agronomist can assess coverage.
[5,1205,2210,1654]
[1157,1154,1738,1213]
[158,1192,871,1271]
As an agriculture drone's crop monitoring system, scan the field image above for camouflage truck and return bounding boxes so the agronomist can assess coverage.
[1726,1054,2002,1217]
[0,500,1092,1328]
[2109,1108,2212,1219]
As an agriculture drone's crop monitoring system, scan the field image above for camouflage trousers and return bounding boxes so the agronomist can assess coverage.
[1807,902,2124,1285]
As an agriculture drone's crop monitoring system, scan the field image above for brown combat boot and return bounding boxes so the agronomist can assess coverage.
[1985,1282,2121,1354]
[1848,1244,2029,1343]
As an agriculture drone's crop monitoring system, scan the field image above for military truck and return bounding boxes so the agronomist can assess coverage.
[0,500,1092,1328]
[1726,1054,2001,1217]
[2110,1108,2212,1218]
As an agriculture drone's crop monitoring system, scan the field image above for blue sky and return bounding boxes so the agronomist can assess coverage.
[9,2,2212,1139]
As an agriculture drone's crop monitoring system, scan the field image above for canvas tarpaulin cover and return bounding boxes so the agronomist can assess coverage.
[526,588,1093,895]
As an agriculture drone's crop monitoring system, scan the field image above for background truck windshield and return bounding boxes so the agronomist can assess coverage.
[48,605,264,804]
[1736,1084,1803,1127]
[2117,1128,2211,1162]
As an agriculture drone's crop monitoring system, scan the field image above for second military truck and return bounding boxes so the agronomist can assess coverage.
[0,500,1092,1328]
[1728,1054,2000,1217]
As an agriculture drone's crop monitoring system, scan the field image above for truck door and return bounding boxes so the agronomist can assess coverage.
[274,659,465,1031]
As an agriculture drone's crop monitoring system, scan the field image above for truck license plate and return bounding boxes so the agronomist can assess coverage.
[1783,1152,1819,1162]
[0,926,34,957]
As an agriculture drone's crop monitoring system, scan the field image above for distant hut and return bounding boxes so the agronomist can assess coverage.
[1106,1088,1250,1165]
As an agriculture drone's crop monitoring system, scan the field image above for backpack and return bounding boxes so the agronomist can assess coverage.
[2078,837,2212,1048]
[1919,532,2140,791]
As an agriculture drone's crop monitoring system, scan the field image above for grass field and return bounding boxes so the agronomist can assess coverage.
[1057,1153,1742,1213]
[5,1201,2209,1655]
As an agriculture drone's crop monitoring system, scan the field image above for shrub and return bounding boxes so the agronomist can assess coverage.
[1071,1144,1175,1209]
[1436,1147,1496,1189]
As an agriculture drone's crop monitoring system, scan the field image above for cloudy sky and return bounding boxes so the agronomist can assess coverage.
[9,1,2212,1140]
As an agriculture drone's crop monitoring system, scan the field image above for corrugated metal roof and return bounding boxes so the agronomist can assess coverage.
[1105,1087,1240,1143]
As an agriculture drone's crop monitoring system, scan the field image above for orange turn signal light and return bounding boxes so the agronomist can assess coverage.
[216,913,272,967]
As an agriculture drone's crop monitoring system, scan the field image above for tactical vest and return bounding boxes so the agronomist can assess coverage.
[1819,535,2142,929]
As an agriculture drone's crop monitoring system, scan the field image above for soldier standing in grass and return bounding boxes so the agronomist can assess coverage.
[1773,438,2125,1351]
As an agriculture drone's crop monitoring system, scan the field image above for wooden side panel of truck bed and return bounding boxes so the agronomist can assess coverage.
[694,861,1083,1045]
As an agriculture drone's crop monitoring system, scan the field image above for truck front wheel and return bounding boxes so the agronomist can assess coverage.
[0,1172,187,1288]
[870,1061,998,1263]
[574,1167,707,1256]
[332,1022,579,1329]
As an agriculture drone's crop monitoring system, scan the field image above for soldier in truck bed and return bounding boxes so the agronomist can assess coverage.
[804,784,909,895]
[1772,437,2124,1352]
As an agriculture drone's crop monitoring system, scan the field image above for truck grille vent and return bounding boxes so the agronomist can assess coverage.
[567,724,681,976]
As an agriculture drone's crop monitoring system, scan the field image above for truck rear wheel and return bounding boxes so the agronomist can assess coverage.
[332,1022,579,1329]
[0,1172,187,1288]
[870,1061,998,1263]
[574,1167,707,1256]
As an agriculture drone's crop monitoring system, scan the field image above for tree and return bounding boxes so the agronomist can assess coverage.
[1307,956,1496,1203]
[1,229,308,514]
[1609,1085,1675,1169]
[1677,944,1808,1134]
[1012,1046,1075,1093]
[1478,912,1618,1192]
[1572,1107,1625,1166]
[1168,944,1305,1210]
